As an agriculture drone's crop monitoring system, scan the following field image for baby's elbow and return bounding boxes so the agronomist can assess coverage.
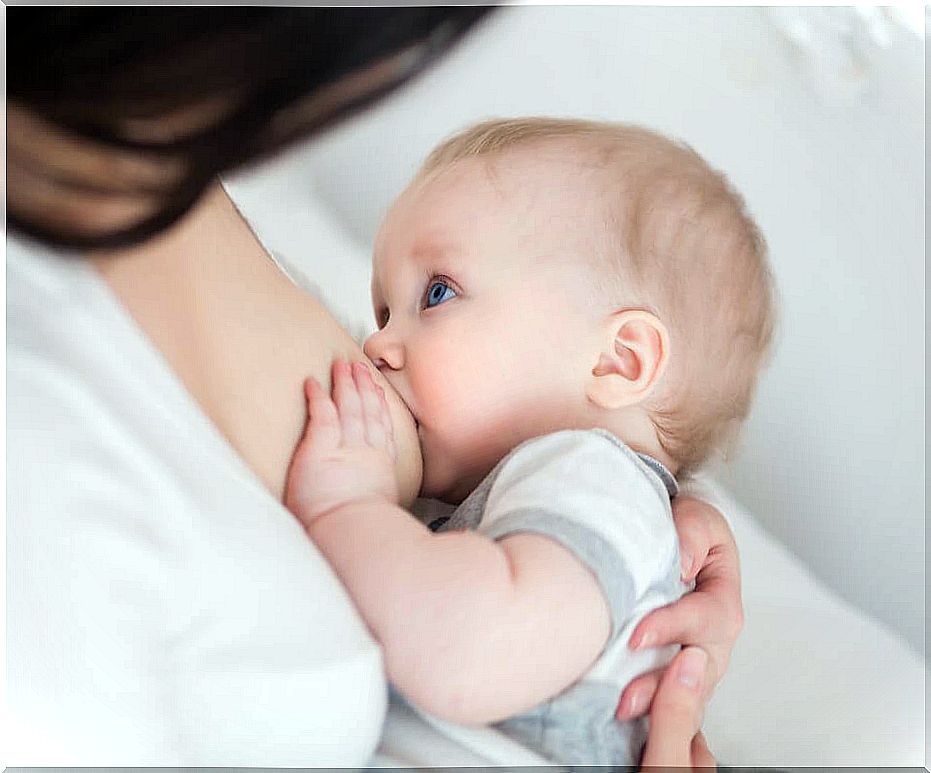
[388,656,507,725]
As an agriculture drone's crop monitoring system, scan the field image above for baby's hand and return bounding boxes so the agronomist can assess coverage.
[285,359,398,526]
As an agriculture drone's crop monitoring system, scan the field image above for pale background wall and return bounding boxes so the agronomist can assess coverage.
[230,6,925,655]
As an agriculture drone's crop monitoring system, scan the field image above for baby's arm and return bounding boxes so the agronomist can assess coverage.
[285,360,610,725]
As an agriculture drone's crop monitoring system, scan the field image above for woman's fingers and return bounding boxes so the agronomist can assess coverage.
[630,506,742,696]
[616,667,663,720]
[639,647,713,770]
[332,359,364,445]
[671,496,734,582]
[628,590,737,696]
[632,578,736,649]
[692,731,716,769]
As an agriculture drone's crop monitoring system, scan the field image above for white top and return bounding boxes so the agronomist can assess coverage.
[6,235,387,765]
[473,429,685,687]
[415,430,683,764]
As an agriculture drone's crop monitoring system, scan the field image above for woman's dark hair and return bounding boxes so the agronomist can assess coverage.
[7,7,494,249]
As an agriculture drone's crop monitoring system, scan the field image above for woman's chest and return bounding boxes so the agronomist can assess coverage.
[94,243,364,499]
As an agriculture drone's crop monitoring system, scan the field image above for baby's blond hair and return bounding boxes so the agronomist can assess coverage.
[416,117,777,474]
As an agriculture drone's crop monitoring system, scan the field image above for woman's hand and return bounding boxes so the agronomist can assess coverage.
[285,359,399,525]
[616,496,743,720]
[639,647,716,770]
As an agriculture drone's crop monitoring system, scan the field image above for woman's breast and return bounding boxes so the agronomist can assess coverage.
[184,273,422,502]
[90,187,422,505]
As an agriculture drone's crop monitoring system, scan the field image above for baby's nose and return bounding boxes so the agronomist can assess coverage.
[363,330,404,371]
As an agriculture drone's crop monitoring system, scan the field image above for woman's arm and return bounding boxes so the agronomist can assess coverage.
[287,360,611,725]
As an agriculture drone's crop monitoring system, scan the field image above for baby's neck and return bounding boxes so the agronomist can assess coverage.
[433,408,678,507]
[568,408,682,484]
[605,414,679,475]
[579,410,679,477]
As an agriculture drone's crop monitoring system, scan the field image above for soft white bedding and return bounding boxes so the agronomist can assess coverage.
[685,481,925,766]
[370,482,926,767]
[222,170,926,767]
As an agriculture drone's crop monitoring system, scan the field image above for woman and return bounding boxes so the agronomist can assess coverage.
[7,8,739,767]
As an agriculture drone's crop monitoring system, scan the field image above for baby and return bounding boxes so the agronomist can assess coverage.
[285,118,775,765]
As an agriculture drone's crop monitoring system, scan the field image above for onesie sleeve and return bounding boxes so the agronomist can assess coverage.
[478,430,681,642]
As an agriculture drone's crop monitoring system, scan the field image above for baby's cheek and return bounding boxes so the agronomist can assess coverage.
[418,365,485,424]
[419,396,511,493]
[415,386,480,498]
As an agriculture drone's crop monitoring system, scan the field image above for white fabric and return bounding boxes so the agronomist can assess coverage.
[6,235,387,766]
[477,429,684,687]
[484,430,678,600]
[376,694,552,767]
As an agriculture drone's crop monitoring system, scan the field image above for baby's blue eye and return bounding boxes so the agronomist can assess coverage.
[425,280,457,308]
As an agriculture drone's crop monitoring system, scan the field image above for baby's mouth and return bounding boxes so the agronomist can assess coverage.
[401,401,420,429]
[404,405,421,432]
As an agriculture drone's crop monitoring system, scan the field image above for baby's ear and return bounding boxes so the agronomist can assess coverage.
[586,310,670,410]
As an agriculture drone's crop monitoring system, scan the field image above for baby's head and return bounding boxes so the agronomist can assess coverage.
[365,118,776,503]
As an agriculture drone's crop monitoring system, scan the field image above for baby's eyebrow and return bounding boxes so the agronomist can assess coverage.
[411,239,454,263]
[369,238,459,313]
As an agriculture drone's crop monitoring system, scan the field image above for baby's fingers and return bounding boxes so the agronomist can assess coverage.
[332,359,364,445]
[353,362,388,450]
[376,379,398,461]
[301,376,340,454]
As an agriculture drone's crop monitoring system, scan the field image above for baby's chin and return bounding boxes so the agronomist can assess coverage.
[418,447,488,505]
[419,480,469,506]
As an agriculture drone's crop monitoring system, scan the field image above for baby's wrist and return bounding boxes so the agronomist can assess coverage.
[304,493,397,526]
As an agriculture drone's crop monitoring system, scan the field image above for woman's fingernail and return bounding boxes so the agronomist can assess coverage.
[676,648,708,690]
[632,631,654,650]
[623,692,639,718]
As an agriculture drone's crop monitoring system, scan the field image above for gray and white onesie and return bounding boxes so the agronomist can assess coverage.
[428,428,686,766]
